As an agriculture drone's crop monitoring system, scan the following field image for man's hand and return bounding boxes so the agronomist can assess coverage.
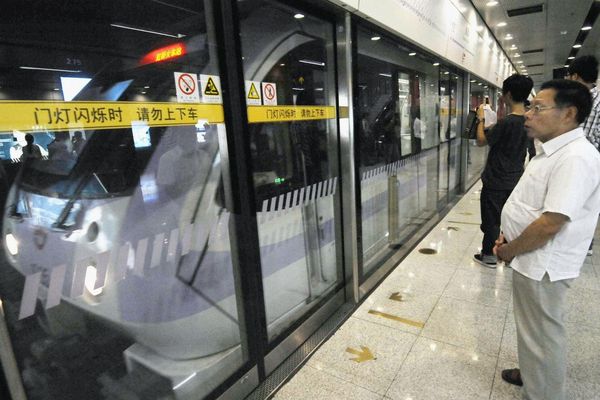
[495,243,514,263]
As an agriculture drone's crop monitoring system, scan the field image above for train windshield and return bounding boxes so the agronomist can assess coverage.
[19,129,142,198]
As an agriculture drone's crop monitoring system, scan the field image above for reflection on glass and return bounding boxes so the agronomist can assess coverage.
[0,1,245,399]
[239,0,342,341]
[356,27,442,277]
[466,79,490,184]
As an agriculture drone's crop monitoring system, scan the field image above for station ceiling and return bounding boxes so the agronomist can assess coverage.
[471,0,600,89]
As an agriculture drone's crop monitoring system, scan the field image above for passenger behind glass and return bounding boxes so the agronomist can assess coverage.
[47,132,73,161]
[71,130,86,156]
[20,133,43,162]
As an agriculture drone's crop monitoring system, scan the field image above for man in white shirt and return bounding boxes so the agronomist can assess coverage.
[495,79,600,400]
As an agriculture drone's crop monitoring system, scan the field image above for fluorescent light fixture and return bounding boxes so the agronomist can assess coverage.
[144,85,150,88]
[20,66,81,73]
[433,62,440,66]
[568,56,575,60]
[292,87,304,91]
[110,23,185,38]
[299,59,325,66]
[560,30,568,35]
[60,76,92,101]
[408,52,416,56]
[315,88,324,91]
[487,1,499,6]
[470,79,476,82]
[573,44,582,48]
[564,65,569,67]
[371,36,381,41]
[478,83,483,85]
[294,13,305,19]
[582,26,592,31]
[443,71,449,75]
[497,22,507,27]
[280,63,285,66]
[516,61,524,63]
[379,73,392,77]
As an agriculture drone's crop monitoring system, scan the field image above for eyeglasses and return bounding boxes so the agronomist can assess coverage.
[525,104,560,114]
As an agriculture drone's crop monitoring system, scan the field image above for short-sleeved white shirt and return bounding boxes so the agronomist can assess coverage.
[501,127,600,281]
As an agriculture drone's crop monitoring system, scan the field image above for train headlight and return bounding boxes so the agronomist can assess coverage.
[5,233,19,256]
[86,222,99,242]
[84,266,103,296]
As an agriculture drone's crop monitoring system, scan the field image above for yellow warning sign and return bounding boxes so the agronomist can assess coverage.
[0,100,224,133]
[204,77,220,96]
[247,105,336,123]
[248,83,260,100]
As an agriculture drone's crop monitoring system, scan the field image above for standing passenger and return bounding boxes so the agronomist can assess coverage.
[496,79,600,400]
[20,134,43,162]
[473,74,533,267]
[566,55,600,255]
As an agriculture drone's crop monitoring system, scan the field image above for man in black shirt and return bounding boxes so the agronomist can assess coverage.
[473,74,533,267]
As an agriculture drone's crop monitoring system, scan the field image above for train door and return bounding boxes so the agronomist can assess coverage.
[237,1,344,345]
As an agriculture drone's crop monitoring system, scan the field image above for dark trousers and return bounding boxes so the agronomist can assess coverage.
[480,186,512,255]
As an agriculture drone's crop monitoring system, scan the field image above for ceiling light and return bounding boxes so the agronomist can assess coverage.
[497,22,507,27]
[487,1,499,6]
[20,66,81,73]
[371,36,381,41]
[564,65,569,67]
[280,63,286,66]
[433,62,440,66]
[514,54,521,57]
[560,30,568,35]
[110,23,185,38]
[516,61,524,63]
[144,85,150,89]
[443,71,450,74]
[470,80,476,82]
[581,26,592,31]
[294,13,305,19]
[409,52,416,56]
[379,73,392,77]
[568,56,575,60]
[573,44,582,48]
[298,59,325,66]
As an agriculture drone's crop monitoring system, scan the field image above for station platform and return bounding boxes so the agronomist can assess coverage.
[272,182,600,400]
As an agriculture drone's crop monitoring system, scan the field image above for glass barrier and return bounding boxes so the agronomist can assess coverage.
[0,1,247,399]
[238,0,343,342]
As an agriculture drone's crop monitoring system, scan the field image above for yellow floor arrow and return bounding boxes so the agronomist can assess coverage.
[345,346,375,363]
[389,292,403,302]
[368,310,425,328]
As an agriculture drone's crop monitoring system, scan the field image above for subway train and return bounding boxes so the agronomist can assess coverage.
[0,0,504,399]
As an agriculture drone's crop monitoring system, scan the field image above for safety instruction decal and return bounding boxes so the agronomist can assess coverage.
[200,74,222,104]
[0,101,224,132]
[245,81,262,105]
[261,82,277,105]
[174,72,200,103]
[247,105,336,123]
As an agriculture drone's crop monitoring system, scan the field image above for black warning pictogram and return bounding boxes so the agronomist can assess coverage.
[248,83,260,99]
[204,77,220,96]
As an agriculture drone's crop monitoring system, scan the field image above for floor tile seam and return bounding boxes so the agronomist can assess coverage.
[438,292,512,310]
[417,331,503,359]
[301,363,385,397]
[437,290,512,313]
[382,323,423,398]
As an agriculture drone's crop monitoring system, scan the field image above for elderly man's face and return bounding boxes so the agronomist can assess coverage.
[524,89,567,142]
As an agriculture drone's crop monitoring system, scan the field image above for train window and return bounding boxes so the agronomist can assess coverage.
[238,0,343,341]
[0,1,247,399]
[356,26,443,278]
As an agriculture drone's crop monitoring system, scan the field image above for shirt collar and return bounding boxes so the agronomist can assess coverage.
[540,127,585,156]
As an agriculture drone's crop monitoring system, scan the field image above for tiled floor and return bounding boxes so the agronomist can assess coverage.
[273,182,600,400]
